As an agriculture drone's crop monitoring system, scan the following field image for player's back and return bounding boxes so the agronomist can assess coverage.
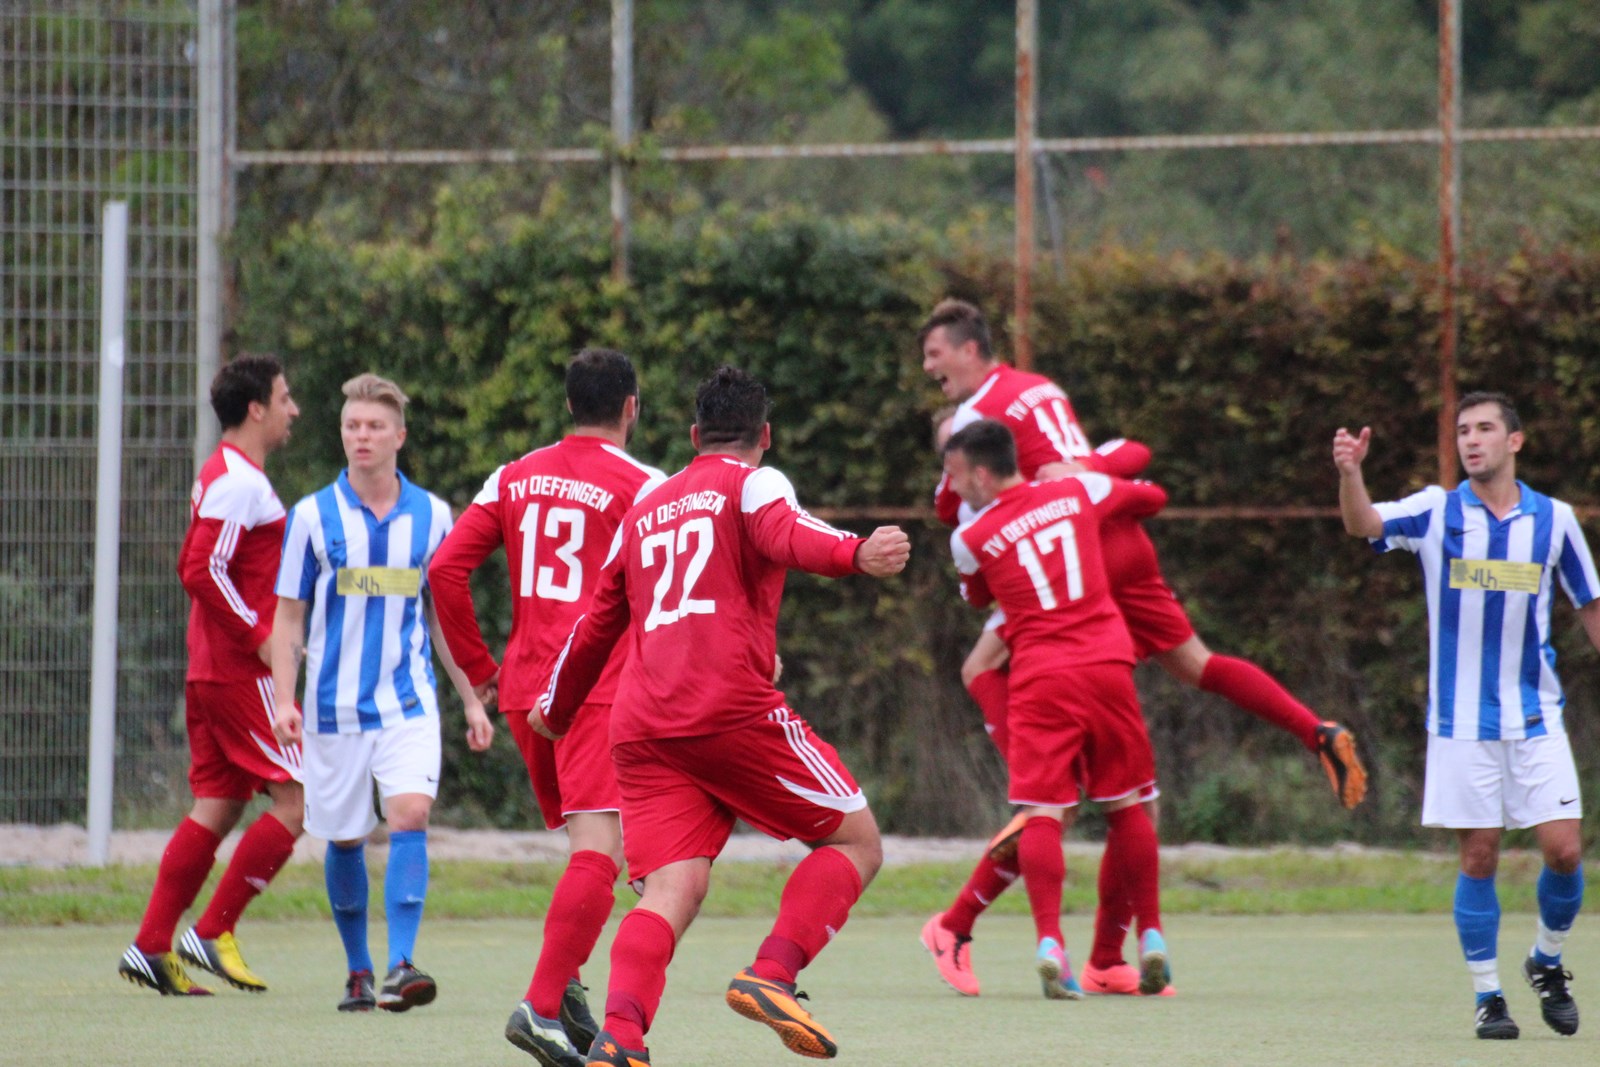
[953,475,1147,684]
[959,364,1093,476]
[484,435,662,709]
[180,442,285,682]
[606,454,853,743]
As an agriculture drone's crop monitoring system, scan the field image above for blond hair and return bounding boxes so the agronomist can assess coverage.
[341,372,409,425]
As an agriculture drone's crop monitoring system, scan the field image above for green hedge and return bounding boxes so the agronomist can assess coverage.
[235,204,1600,845]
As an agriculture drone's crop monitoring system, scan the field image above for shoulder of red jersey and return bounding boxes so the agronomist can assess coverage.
[194,446,284,526]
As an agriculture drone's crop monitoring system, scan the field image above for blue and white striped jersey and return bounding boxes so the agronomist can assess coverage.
[1373,480,1599,740]
[276,471,454,734]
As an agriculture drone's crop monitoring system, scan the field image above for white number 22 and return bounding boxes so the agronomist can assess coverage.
[640,517,716,631]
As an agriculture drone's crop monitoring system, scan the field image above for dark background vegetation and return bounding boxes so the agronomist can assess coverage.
[235,206,1600,847]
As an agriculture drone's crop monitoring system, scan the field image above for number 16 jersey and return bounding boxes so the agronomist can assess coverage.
[545,453,864,744]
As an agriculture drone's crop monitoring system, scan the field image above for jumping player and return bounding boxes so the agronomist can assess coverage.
[917,298,1367,998]
[270,373,493,1014]
[536,366,910,1065]
[1335,392,1594,1039]
[429,348,664,1067]
[943,419,1172,997]
[119,354,305,997]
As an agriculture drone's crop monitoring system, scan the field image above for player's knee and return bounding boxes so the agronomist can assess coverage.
[1543,840,1582,875]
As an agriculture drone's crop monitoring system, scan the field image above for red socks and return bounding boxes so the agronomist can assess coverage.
[966,669,1010,757]
[1017,816,1065,945]
[527,850,619,1014]
[942,853,1019,938]
[602,909,677,1050]
[135,817,222,954]
[1199,654,1321,750]
[1089,805,1162,968]
[752,846,864,985]
[194,813,296,939]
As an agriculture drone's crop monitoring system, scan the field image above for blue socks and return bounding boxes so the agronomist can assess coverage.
[1533,865,1584,967]
[385,829,429,970]
[325,841,373,975]
[1454,872,1502,1001]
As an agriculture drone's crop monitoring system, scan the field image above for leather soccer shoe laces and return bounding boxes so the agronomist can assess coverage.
[506,999,586,1067]
[118,944,213,996]
[585,1030,651,1066]
[561,979,600,1053]
[1314,721,1368,809]
[1475,993,1520,1039]
[1523,956,1579,1036]
[178,927,267,992]
[920,913,979,996]
[378,959,438,1012]
[726,967,838,1059]
[338,970,376,1012]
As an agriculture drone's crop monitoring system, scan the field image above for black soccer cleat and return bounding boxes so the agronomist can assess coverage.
[1523,956,1579,1036]
[585,1029,651,1066]
[377,959,437,1012]
[1475,993,1521,1039]
[506,999,585,1067]
[338,969,375,1012]
[118,944,213,996]
[561,979,600,1054]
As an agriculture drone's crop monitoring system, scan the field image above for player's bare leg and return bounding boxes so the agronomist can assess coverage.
[1154,634,1367,809]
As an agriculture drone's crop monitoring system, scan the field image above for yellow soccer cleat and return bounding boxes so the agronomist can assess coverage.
[118,945,213,996]
[178,927,268,992]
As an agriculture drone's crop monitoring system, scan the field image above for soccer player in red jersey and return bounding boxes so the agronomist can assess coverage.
[945,418,1173,997]
[535,366,910,1065]
[916,298,1366,998]
[429,349,665,1066]
[118,354,306,997]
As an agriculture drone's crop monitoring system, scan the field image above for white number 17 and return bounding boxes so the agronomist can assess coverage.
[1014,517,1083,609]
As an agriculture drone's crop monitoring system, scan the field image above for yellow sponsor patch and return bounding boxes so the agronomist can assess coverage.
[336,566,421,597]
[1448,558,1543,594]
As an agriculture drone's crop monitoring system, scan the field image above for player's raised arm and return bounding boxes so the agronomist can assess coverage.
[1332,426,1383,539]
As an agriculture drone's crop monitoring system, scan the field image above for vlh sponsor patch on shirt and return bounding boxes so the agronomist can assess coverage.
[336,566,422,597]
[1448,558,1543,594]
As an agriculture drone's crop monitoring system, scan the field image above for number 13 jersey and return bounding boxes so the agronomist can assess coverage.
[545,454,864,744]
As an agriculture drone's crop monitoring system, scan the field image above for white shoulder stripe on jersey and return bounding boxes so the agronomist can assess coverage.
[949,528,980,575]
[472,464,508,507]
[1071,471,1113,505]
[600,442,668,483]
[742,466,798,513]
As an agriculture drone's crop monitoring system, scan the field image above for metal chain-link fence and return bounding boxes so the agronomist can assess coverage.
[2,1,196,824]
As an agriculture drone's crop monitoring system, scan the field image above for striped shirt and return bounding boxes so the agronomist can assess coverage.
[1373,480,1599,740]
[276,471,454,735]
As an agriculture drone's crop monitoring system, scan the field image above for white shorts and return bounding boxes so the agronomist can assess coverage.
[302,714,442,841]
[1421,732,1582,830]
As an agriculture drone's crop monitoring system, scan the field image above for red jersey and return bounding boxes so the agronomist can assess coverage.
[951,474,1167,685]
[544,454,864,744]
[429,434,664,712]
[178,442,286,683]
[934,364,1150,525]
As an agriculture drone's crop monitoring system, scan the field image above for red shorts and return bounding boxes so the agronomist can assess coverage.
[1113,573,1194,660]
[1006,662,1155,808]
[611,707,866,883]
[503,701,620,830]
[185,678,302,800]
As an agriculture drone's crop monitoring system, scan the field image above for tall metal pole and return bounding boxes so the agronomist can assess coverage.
[196,0,225,467]
[611,0,633,284]
[88,201,129,866]
[1013,0,1037,370]
[1437,0,1461,486]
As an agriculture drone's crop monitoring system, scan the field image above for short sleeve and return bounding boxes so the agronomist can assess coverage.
[1371,486,1445,555]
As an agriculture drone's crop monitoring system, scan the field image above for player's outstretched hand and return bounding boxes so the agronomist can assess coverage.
[856,526,911,577]
[1332,426,1371,474]
[273,704,303,747]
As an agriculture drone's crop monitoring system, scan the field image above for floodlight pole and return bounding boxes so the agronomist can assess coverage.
[611,0,633,284]
[1437,0,1461,486]
[196,0,225,466]
[1014,0,1037,371]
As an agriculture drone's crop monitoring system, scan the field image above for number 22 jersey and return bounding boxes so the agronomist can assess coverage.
[545,453,864,744]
